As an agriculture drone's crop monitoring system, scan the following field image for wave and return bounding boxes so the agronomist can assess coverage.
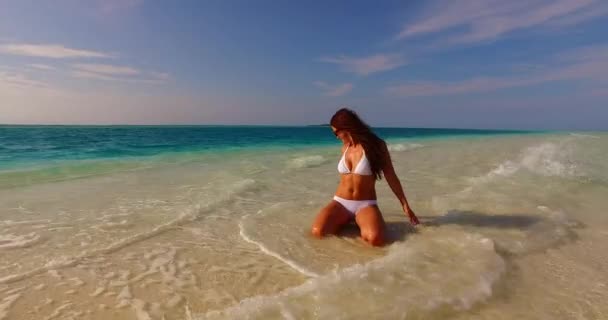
[0,179,260,285]
[237,202,380,277]
[230,179,259,193]
[202,228,505,319]
[0,232,42,250]
[569,133,600,139]
[469,142,580,185]
[429,208,579,256]
[286,155,327,169]
[0,160,154,190]
[430,140,584,256]
[387,143,424,152]
[238,214,320,278]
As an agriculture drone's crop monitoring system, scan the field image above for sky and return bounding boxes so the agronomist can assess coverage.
[0,0,607,130]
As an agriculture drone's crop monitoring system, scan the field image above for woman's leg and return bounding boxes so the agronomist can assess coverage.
[355,205,385,246]
[311,200,351,238]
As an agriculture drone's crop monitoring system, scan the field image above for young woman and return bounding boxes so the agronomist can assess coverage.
[311,108,420,246]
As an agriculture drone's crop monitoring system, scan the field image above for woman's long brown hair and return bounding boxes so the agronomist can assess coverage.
[330,108,386,180]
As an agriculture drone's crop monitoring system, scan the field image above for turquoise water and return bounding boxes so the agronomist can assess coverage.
[0,126,530,189]
[0,125,528,169]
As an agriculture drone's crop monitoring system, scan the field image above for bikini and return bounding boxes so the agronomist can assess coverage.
[333,146,377,216]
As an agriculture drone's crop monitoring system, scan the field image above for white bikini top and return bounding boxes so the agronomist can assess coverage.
[338,146,373,176]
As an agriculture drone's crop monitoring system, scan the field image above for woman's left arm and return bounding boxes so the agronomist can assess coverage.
[382,143,420,225]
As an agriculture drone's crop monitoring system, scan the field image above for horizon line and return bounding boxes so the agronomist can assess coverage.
[0,123,569,132]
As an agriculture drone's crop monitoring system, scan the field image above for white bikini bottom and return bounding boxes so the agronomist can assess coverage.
[333,195,377,216]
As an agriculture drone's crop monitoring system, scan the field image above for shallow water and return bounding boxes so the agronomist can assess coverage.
[0,128,607,319]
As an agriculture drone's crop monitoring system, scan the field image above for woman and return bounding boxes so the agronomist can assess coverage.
[311,108,420,246]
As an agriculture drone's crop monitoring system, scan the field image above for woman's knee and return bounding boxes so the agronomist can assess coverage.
[311,202,350,238]
[311,211,328,238]
[362,229,384,246]
[311,225,324,238]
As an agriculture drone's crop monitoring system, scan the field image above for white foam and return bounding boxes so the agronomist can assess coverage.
[231,179,258,193]
[286,155,327,169]
[0,232,42,249]
[520,143,577,176]
[1,219,50,226]
[95,220,132,230]
[569,133,600,139]
[0,179,255,285]
[238,216,320,278]
[44,302,73,320]
[117,286,132,300]
[90,287,105,297]
[432,209,578,256]
[202,229,505,319]
[470,142,580,185]
[388,143,423,152]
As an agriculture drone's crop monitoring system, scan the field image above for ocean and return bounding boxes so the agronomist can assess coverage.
[0,126,607,319]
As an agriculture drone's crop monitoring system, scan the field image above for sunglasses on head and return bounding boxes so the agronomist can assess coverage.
[332,129,342,136]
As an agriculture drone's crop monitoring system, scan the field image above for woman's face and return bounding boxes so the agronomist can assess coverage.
[331,126,350,143]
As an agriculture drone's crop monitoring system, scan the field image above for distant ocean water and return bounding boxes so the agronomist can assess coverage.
[0,125,528,166]
[0,125,528,188]
[1,125,607,320]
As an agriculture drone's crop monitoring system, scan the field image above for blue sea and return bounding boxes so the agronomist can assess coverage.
[1,126,607,319]
[0,125,523,167]
[0,125,526,188]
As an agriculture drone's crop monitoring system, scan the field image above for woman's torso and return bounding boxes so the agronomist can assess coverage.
[335,144,378,200]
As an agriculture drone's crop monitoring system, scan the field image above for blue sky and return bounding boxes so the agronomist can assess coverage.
[0,0,607,129]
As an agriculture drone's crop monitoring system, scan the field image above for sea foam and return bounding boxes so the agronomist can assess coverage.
[388,143,423,152]
[205,228,505,319]
[286,155,327,169]
[469,141,580,185]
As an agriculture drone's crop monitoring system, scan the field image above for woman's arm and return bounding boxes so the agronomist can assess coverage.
[382,142,420,225]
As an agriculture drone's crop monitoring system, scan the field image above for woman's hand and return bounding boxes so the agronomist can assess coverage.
[403,204,420,225]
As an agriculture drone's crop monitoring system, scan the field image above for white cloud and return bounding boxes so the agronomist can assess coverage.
[72,63,139,76]
[0,71,53,91]
[0,43,112,59]
[71,71,164,84]
[28,64,56,70]
[69,64,170,83]
[386,44,608,96]
[71,70,125,81]
[320,54,406,75]
[387,77,536,96]
[397,0,604,44]
[548,1,608,26]
[313,81,354,96]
